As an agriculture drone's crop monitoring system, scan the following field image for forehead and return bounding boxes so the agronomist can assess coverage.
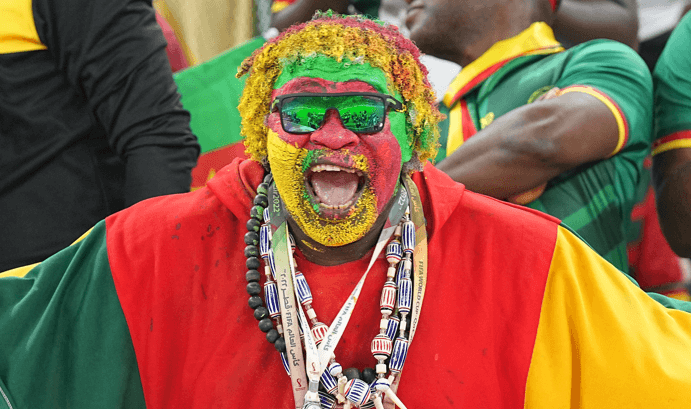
[272,77,381,97]
[273,54,394,96]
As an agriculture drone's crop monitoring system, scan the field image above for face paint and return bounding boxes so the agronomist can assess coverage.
[274,55,412,162]
[268,130,380,246]
[267,65,406,246]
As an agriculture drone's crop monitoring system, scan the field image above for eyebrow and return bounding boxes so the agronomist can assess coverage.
[290,78,328,92]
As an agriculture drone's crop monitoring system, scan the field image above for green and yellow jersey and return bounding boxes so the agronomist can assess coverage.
[436,23,653,274]
[653,12,691,154]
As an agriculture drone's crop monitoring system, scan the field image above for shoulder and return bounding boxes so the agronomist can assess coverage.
[567,39,642,61]
[104,158,263,267]
[418,164,560,244]
[560,39,649,83]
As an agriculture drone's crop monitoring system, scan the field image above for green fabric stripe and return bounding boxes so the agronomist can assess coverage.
[0,221,145,408]
[174,36,265,154]
[434,104,449,164]
[572,203,625,266]
[603,245,628,274]
[561,184,617,230]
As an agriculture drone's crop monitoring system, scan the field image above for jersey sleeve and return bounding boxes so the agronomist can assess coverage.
[525,225,691,407]
[32,0,199,205]
[652,13,691,156]
[0,221,145,408]
[555,40,653,157]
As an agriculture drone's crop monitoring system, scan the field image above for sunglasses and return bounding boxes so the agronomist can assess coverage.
[271,92,404,134]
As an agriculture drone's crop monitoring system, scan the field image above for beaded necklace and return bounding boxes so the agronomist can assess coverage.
[243,173,427,409]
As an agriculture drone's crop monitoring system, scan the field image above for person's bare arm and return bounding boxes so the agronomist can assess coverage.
[552,0,639,49]
[436,91,619,199]
[652,148,691,258]
[271,0,350,31]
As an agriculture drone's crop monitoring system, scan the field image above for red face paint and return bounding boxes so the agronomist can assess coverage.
[266,77,404,245]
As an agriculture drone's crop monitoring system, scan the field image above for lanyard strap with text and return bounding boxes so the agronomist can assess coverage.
[385,175,428,409]
[269,184,308,409]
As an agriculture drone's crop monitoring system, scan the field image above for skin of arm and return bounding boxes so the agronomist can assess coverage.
[271,0,350,31]
[436,91,619,199]
[552,0,639,49]
[652,148,691,258]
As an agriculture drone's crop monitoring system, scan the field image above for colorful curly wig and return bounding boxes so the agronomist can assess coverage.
[236,11,444,168]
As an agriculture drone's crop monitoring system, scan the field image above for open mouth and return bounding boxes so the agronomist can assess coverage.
[306,164,367,216]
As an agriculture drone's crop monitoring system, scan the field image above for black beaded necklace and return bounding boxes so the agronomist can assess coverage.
[243,173,287,353]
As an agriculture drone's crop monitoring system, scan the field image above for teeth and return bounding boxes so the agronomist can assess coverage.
[320,201,354,210]
[307,163,365,212]
[311,164,359,174]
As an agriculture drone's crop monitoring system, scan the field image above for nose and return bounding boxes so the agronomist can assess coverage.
[309,109,359,150]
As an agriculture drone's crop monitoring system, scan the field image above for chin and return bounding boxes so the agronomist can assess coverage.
[288,186,379,247]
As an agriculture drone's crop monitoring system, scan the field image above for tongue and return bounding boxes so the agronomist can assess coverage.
[311,171,359,206]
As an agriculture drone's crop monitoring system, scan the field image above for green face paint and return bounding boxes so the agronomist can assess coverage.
[274,55,413,162]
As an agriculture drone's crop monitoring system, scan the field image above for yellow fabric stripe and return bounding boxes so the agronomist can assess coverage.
[0,0,46,54]
[445,102,464,155]
[652,139,691,156]
[557,86,627,157]
[525,226,691,408]
[0,263,40,278]
[442,22,563,107]
[70,227,94,246]
[0,227,93,278]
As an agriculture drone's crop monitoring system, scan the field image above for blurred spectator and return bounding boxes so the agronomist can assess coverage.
[552,0,638,48]
[627,159,690,299]
[155,11,189,72]
[271,0,381,31]
[651,13,691,258]
[638,0,691,71]
[407,0,652,274]
[0,0,199,271]
[153,0,254,65]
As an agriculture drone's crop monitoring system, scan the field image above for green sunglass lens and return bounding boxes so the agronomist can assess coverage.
[338,96,385,133]
[281,99,324,133]
[280,95,386,134]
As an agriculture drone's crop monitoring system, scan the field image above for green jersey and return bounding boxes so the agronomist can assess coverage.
[436,23,653,273]
[653,12,691,155]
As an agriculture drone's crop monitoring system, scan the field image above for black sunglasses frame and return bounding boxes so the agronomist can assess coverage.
[270,92,404,134]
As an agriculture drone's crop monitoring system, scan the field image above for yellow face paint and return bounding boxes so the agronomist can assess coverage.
[267,130,379,246]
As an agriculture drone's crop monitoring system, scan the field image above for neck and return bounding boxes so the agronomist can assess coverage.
[288,189,398,267]
[460,3,547,66]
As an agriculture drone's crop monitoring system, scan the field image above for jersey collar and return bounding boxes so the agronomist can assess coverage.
[442,22,564,107]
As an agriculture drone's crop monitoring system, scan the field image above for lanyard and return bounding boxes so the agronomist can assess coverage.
[270,192,309,408]
[270,181,421,408]
[385,175,428,409]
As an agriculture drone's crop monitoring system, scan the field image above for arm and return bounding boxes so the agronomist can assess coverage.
[438,42,650,200]
[552,0,639,49]
[437,91,619,199]
[652,148,691,257]
[35,0,199,206]
[0,222,146,407]
[271,0,350,31]
[525,225,691,407]
[651,14,691,257]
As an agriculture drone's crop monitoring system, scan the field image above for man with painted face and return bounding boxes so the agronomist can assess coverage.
[406,0,652,276]
[3,13,691,409]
